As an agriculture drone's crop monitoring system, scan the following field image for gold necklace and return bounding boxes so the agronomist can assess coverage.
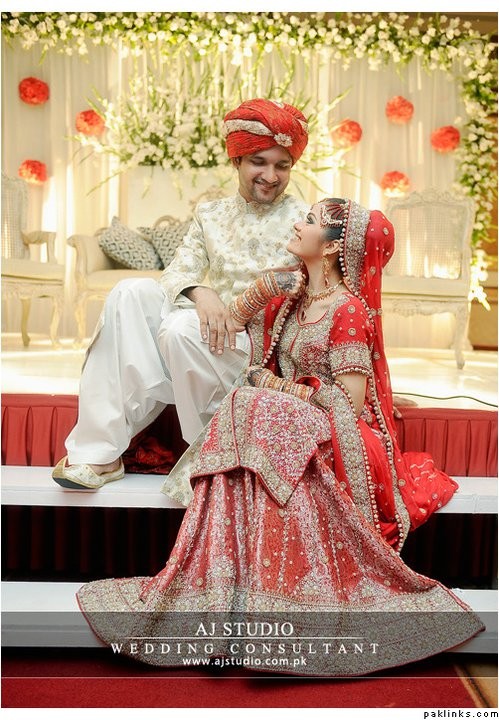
[301,279,343,312]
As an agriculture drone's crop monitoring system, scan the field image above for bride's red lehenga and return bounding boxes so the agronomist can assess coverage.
[77,200,483,675]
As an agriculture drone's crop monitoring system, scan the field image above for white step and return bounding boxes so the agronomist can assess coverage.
[1,465,184,509]
[1,466,497,513]
[1,582,496,653]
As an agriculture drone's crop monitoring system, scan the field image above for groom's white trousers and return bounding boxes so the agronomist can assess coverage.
[65,278,250,464]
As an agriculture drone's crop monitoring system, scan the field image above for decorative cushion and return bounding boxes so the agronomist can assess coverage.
[138,218,191,269]
[98,217,162,270]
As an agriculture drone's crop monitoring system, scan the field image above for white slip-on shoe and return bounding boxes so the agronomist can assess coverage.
[52,456,124,490]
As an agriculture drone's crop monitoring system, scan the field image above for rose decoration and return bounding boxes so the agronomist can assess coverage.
[430,125,460,153]
[380,171,410,197]
[330,119,363,148]
[18,77,49,105]
[385,96,414,125]
[18,160,48,185]
[75,109,105,137]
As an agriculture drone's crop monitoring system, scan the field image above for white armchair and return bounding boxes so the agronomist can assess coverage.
[382,188,475,369]
[1,173,65,347]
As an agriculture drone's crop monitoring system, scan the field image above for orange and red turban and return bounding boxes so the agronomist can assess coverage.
[223,99,309,164]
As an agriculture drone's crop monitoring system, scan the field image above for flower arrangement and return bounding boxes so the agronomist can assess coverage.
[431,125,461,153]
[18,76,49,105]
[75,109,105,136]
[385,96,414,124]
[380,171,410,197]
[76,73,229,174]
[18,159,48,183]
[330,119,362,149]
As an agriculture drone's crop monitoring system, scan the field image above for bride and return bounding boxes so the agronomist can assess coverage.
[77,197,483,675]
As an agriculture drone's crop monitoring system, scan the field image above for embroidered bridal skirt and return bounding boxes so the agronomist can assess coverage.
[77,387,484,675]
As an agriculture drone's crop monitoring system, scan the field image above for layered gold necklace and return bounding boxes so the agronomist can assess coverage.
[300,279,343,320]
[302,279,343,310]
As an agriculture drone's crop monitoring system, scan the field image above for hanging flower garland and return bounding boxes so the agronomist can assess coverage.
[385,96,414,124]
[431,125,461,153]
[18,76,49,105]
[330,119,362,149]
[18,159,48,184]
[380,171,410,197]
[75,109,105,136]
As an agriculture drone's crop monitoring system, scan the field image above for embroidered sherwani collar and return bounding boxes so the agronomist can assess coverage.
[235,190,287,215]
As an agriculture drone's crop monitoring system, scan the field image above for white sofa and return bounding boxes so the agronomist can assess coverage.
[68,215,186,345]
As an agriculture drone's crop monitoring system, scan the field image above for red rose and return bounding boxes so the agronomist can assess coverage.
[75,109,105,137]
[380,171,410,197]
[430,125,460,153]
[385,96,414,125]
[330,119,363,148]
[18,77,50,106]
[18,160,48,185]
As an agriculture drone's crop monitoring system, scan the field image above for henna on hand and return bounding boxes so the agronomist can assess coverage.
[273,270,306,298]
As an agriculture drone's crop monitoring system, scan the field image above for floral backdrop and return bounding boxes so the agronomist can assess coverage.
[1,11,497,336]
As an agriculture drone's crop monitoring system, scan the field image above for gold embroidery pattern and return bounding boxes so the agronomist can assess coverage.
[329,342,372,376]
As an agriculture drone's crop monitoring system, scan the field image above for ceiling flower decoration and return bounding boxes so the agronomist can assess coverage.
[18,159,48,184]
[385,95,414,124]
[431,125,461,153]
[379,170,410,197]
[18,76,49,105]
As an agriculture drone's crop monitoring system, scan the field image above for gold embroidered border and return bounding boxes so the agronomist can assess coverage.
[329,384,377,528]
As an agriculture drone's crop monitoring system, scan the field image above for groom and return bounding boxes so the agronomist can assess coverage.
[53,98,312,489]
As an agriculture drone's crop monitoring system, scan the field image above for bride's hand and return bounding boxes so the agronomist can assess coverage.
[246,365,268,387]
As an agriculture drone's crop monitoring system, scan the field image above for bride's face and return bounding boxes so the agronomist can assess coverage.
[287,204,325,261]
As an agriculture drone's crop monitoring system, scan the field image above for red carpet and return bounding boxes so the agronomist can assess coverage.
[2,649,480,708]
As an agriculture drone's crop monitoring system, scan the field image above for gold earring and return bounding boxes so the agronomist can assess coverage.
[322,256,330,288]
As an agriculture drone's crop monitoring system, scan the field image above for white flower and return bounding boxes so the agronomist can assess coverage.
[230,49,243,65]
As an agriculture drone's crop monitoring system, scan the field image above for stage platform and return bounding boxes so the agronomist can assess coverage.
[2,335,497,410]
